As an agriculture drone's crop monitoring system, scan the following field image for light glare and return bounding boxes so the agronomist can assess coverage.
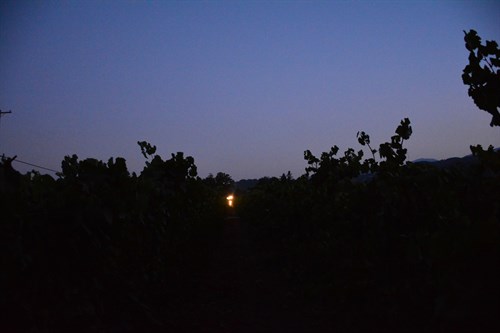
[226,194,234,207]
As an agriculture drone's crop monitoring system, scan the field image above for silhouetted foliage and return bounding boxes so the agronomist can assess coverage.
[204,172,234,194]
[462,29,500,126]
[239,118,500,332]
[1,142,228,332]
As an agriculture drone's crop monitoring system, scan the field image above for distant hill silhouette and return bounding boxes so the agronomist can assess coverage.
[235,179,259,191]
[412,158,439,163]
[413,154,479,169]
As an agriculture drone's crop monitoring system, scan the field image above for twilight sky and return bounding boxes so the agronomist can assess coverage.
[1,0,499,180]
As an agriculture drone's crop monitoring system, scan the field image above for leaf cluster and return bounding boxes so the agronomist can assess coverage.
[304,118,413,187]
[462,29,500,126]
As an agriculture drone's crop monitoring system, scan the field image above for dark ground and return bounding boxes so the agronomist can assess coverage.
[94,215,499,333]
[152,216,338,333]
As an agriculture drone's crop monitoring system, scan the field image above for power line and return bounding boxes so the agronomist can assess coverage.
[13,158,60,174]
[0,110,60,174]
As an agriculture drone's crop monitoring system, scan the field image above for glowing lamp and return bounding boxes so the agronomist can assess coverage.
[226,194,234,207]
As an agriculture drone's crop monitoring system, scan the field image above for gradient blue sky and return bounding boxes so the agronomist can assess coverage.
[1,0,499,180]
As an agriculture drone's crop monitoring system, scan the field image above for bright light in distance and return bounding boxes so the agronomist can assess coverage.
[226,194,234,207]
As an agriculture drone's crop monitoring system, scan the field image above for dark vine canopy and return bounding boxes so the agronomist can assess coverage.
[462,29,500,127]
